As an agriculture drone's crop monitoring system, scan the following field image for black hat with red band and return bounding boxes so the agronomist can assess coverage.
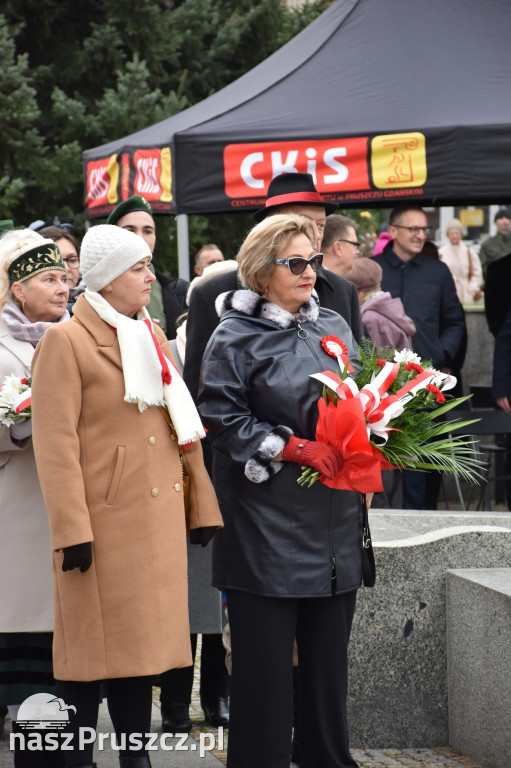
[253,172,338,222]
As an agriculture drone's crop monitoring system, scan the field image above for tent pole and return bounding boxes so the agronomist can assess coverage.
[176,214,190,281]
[438,206,454,243]
[489,205,499,236]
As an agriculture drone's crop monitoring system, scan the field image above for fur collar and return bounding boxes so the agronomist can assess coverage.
[215,289,319,329]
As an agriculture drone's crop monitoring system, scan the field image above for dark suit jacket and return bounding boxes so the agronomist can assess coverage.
[155,270,188,340]
[373,243,465,370]
[484,253,511,337]
[492,305,511,399]
[183,267,362,400]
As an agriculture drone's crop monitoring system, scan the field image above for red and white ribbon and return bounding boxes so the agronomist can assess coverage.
[13,388,31,415]
[310,365,457,443]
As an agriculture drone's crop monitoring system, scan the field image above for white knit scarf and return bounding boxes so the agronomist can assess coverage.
[84,289,205,446]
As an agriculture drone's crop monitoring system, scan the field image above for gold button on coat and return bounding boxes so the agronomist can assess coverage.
[151,488,159,497]
[174,483,181,492]
[148,436,156,445]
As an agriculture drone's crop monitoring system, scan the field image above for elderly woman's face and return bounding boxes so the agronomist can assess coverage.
[101,257,155,316]
[13,270,69,323]
[265,233,317,314]
[447,228,462,245]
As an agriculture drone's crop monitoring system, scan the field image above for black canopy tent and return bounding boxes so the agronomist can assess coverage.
[83,0,511,220]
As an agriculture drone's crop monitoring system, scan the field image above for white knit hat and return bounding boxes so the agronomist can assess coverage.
[446,218,463,234]
[80,224,152,292]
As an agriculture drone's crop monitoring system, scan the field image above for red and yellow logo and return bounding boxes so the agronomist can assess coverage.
[133,148,172,202]
[86,155,119,208]
[371,132,427,189]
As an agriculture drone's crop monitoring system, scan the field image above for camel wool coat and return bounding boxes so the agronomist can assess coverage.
[31,296,222,682]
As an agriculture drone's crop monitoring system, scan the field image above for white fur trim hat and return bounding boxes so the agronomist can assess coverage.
[80,224,152,292]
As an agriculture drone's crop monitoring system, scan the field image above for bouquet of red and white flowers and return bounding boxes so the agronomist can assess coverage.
[0,374,32,427]
[298,337,482,493]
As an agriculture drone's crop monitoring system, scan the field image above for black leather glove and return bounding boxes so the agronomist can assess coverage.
[62,542,93,573]
[189,527,218,547]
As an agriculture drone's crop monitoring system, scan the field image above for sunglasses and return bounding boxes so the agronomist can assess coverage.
[275,253,323,275]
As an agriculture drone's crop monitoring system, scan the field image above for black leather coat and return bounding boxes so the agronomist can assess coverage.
[198,290,363,598]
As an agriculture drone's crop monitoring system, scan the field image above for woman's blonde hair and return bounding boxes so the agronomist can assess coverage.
[237,214,316,294]
[0,229,46,308]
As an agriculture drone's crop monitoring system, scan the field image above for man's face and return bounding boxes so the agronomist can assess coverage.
[194,247,224,276]
[496,216,511,236]
[389,210,429,261]
[116,210,156,254]
[333,225,360,275]
[275,205,326,252]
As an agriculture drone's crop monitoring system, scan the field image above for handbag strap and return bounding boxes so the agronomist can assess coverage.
[361,493,376,587]
[362,493,371,549]
[467,245,473,281]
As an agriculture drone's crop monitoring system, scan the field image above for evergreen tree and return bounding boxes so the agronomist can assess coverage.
[1,0,334,271]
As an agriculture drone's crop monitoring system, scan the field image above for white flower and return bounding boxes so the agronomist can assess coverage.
[0,374,31,427]
[0,411,15,427]
[1,375,22,406]
[393,349,422,365]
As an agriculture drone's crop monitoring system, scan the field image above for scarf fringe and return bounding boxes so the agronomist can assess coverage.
[124,392,167,412]
[178,433,203,447]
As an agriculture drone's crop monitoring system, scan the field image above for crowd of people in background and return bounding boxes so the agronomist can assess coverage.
[1,180,511,768]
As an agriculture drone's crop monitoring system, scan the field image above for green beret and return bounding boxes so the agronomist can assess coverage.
[0,220,14,234]
[106,195,153,225]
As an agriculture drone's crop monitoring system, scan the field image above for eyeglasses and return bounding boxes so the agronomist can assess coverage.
[62,256,80,269]
[275,253,323,275]
[337,239,361,248]
[392,225,431,236]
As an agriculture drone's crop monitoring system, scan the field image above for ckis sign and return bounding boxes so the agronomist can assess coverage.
[224,138,370,199]
[223,132,427,206]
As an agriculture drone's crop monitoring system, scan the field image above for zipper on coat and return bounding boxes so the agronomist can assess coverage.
[294,319,309,340]
[295,316,340,597]
[331,553,337,597]
[294,320,323,367]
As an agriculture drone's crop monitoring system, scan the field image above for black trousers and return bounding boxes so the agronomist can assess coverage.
[55,676,153,767]
[225,589,359,768]
[160,633,229,709]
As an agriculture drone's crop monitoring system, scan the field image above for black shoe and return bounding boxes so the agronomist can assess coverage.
[201,697,229,728]
[161,703,192,734]
[12,723,68,768]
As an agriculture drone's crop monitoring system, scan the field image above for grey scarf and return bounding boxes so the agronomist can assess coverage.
[1,299,70,346]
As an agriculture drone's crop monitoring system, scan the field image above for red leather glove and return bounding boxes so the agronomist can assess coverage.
[283,436,343,480]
